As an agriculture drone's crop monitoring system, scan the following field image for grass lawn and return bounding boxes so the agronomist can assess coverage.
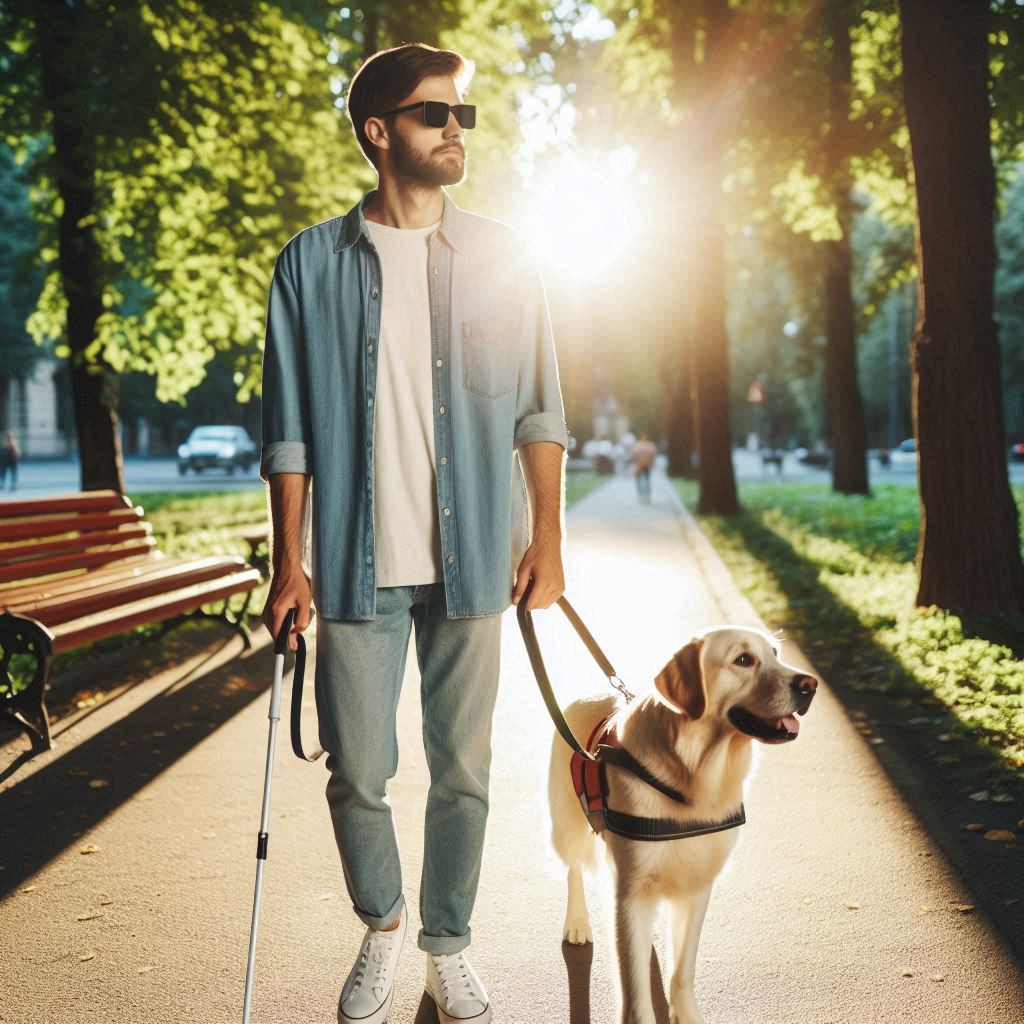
[672,479,1024,775]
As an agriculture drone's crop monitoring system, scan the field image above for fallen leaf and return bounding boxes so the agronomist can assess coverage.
[1018,819,1024,830]
[930,974,945,983]
[80,845,100,855]
[76,913,103,921]
[79,952,95,962]
[202,833,217,839]
[1006,899,1019,908]
[99,900,114,906]
[952,904,976,913]
[920,906,932,913]
[991,793,1013,803]
[964,823,985,832]
[984,830,1016,842]
[68,768,89,777]
[138,965,156,974]
[21,885,37,894]
[88,780,109,789]
[970,791,991,802]
[844,901,860,910]
[901,971,913,978]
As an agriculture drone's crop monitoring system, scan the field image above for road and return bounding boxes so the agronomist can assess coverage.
[4,450,1022,500]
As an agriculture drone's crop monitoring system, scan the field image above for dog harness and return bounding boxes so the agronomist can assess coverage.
[516,580,745,842]
[570,712,746,842]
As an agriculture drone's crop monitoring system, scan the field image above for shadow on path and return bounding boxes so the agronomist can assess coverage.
[0,626,284,899]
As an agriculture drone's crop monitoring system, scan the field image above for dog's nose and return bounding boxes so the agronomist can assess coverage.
[791,674,817,697]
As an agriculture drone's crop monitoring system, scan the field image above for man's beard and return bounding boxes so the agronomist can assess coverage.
[390,130,466,188]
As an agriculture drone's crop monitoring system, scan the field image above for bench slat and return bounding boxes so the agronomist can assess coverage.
[0,490,131,519]
[0,507,144,543]
[0,524,153,565]
[51,569,262,653]
[11,557,251,626]
[0,538,158,585]
[0,554,162,604]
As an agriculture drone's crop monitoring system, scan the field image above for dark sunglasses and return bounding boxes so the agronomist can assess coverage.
[377,100,476,130]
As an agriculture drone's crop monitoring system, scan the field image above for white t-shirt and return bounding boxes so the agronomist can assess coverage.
[365,216,444,587]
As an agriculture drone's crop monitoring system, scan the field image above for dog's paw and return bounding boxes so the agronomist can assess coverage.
[669,1001,707,1024]
[562,917,593,945]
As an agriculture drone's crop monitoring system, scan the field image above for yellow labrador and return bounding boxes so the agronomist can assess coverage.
[548,625,817,1024]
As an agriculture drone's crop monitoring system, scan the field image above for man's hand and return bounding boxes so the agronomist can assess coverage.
[511,533,565,611]
[262,562,313,651]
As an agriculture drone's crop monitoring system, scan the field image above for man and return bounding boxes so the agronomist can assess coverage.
[259,42,570,1024]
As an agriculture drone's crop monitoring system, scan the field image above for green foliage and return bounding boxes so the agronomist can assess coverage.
[0,144,45,384]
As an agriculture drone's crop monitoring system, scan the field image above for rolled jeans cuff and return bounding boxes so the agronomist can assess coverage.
[353,891,405,932]
[418,926,471,955]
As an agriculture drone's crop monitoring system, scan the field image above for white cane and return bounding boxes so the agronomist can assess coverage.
[242,607,301,1023]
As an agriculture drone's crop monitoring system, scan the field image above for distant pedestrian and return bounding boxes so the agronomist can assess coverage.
[0,431,19,491]
[631,432,657,503]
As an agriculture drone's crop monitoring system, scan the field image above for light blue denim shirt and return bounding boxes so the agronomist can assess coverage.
[260,187,570,620]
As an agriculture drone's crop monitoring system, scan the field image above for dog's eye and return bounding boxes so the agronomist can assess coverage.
[734,652,755,667]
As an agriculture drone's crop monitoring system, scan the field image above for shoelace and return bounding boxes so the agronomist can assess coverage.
[432,953,481,1006]
[353,932,395,1000]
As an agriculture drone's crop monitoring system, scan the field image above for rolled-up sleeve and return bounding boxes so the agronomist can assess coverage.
[260,246,313,479]
[513,255,570,452]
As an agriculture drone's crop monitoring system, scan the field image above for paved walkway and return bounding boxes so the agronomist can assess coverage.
[1,470,1022,1023]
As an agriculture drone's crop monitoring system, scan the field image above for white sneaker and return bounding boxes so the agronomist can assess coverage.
[338,912,407,1024]
[425,950,492,1023]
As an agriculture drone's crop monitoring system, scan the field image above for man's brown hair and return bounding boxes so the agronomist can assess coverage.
[345,43,467,169]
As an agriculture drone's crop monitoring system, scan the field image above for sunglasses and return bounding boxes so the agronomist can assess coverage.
[377,100,477,130]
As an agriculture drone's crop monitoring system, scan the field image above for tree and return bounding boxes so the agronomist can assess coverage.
[1,0,357,490]
[821,0,869,493]
[898,0,1024,616]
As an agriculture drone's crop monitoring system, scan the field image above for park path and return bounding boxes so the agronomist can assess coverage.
[1,468,1022,1024]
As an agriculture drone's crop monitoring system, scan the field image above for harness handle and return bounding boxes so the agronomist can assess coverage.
[516,577,633,763]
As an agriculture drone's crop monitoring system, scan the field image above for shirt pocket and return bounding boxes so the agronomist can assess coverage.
[461,318,516,400]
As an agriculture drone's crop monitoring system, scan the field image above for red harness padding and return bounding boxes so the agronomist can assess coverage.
[570,713,617,834]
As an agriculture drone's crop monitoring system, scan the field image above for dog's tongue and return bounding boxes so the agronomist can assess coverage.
[776,715,800,735]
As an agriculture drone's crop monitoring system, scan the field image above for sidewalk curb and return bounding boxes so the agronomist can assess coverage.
[659,474,825,679]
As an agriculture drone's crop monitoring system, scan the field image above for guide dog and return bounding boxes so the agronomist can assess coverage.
[548,625,817,1024]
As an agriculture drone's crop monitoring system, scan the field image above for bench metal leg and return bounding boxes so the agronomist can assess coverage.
[156,593,255,650]
[0,612,55,756]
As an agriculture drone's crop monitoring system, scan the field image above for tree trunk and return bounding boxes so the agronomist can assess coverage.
[664,341,697,479]
[688,0,739,515]
[898,0,1024,616]
[38,0,125,492]
[823,0,869,495]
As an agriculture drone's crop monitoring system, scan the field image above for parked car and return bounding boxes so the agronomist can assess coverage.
[889,437,917,468]
[794,446,830,468]
[177,425,257,475]
[1011,441,1024,462]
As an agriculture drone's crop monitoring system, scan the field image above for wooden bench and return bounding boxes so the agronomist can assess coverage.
[0,490,262,759]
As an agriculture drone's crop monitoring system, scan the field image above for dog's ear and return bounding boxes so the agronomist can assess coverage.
[654,639,706,720]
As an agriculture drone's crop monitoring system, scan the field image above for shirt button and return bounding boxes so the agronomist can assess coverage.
[443,507,451,516]
[440,457,447,465]
[436,359,442,368]
[439,406,445,414]
[433,267,439,276]
[371,286,379,298]
[367,556,373,564]
[447,554,455,564]
[368,344,374,353]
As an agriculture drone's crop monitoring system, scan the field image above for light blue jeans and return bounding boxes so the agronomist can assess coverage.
[313,582,503,954]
